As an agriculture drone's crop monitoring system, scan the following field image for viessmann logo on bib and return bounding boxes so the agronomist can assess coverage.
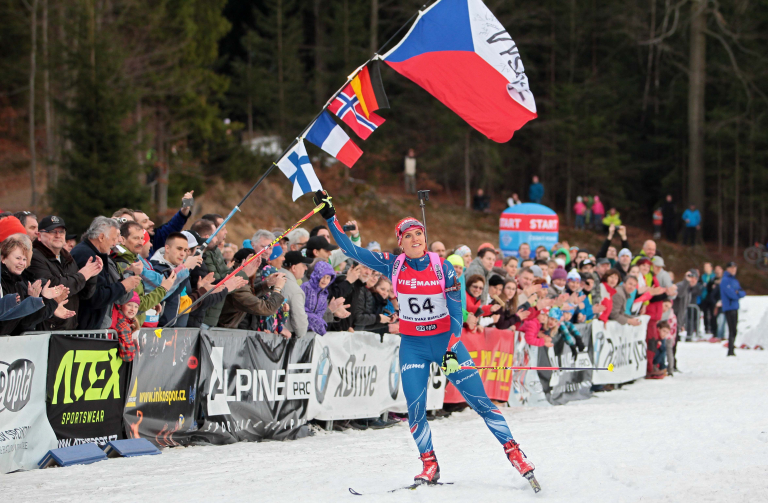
[398,279,439,289]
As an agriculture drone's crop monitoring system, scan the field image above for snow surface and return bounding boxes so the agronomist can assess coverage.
[2,343,767,503]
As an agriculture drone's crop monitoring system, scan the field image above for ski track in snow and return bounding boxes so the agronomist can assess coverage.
[2,343,767,503]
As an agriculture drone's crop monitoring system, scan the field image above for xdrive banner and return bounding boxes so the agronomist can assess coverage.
[192,329,314,444]
[590,317,650,385]
[46,334,127,447]
[537,323,593,405]
[444,328,516,403]
[0,334,58,473]
[308,331,445,421]
[123,329,200,447]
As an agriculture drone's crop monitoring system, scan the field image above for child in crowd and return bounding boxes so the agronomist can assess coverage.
[301,261,336,336]
[112,292,140,361]
[649,320,670,379]
[521,308,553,347]
[661,300,677,375]
[258,266,290,337]
[371,276,396,318]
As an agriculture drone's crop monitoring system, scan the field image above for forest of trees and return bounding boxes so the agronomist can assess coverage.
[1,0,766,250]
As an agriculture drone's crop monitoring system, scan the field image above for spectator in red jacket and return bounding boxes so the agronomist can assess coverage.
[520,309,553,347]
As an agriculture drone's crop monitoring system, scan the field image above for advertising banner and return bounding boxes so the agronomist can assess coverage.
[499,203,559,257]
[123,329,200,447]
[537,323,593,405]
[443,328,516,403]
[308,331,445,421]
[591,317,649,385]
[509,332,550,407]
[192,329,314,445]
[46,334,127,447]
[0,334,58,473]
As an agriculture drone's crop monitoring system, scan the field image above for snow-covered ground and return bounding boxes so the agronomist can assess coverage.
[2,343,766,503]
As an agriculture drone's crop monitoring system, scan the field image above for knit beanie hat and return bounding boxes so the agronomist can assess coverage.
[566,269,582,282]
[0,216,27,243]
[123,291,140,306]
[551,267,568,281]
[446,254,465,268]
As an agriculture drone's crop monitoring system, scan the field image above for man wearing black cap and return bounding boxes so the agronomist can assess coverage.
[306,235,338,261]
[28,215,103,330]
[279,251,314,338]
[720,262,746,356]
[673,269,704,341]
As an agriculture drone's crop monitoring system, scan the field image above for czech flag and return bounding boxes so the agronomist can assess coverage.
[306,111,363,168]
[382,0,537,143]
[328,84,386,140]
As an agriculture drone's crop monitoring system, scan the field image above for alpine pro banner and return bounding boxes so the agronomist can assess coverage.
[123,329,200,447]
[192,329,315,445]
[590,317,649,385]
[308,331,445,421]
[46,334,127,447]
[0,334,58,473]
[443,328,516,403]
[537,323,593,405]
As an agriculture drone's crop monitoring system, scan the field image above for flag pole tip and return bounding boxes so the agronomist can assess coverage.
[607,363,614,372]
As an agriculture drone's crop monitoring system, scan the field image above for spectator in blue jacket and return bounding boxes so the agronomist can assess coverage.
[134,190,195,255]
[681,204,701,246]
[720,261,746,356]
[528,176,544,204]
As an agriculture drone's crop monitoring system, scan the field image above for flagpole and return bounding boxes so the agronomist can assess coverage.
[196,4,432,253]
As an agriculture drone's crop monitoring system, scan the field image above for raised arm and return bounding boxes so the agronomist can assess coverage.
[315,190,395,277]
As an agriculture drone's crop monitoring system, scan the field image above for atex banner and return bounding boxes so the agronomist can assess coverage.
[0,334,58,473]
[444,328,516,403]
[308,331,445,421]
[590,317,649,385]
[192,329,315,444]
[46,334,127,447]
[123,329,201,447]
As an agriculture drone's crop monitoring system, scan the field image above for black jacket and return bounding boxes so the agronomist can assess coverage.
[71,240,127,330]
[28,239,97,330]
[0,266,57,335]
[353,285,378,330]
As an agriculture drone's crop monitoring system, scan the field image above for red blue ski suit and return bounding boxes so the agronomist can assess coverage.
[327,217,514,454]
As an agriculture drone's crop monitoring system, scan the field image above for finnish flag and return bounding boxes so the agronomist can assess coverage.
[276,140,323,201]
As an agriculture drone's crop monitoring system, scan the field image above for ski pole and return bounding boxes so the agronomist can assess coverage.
[458,364,614,372]
[156,202,326,333]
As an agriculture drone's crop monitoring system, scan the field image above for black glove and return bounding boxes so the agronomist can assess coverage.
[574,335,585,352]
[313,190,336,220]
[570,344,579,360]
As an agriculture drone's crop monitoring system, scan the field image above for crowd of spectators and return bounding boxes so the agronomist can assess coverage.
[0,186,746,374]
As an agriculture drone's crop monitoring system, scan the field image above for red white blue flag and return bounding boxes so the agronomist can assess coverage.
[382,0,537,143]
[305,111,363,168]
[328,84,385,140]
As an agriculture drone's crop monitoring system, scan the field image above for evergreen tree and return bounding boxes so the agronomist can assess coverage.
[51,23,145,233]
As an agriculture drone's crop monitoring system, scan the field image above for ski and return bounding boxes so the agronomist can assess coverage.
[349,481,453,496]
[525,471,542,493]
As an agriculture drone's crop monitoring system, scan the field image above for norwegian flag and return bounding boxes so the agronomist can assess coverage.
[327,84,385,140]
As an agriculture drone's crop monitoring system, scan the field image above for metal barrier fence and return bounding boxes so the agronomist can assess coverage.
[23,329,117,340]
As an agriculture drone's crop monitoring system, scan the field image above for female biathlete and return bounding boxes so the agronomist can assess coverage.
[313,190,539,491]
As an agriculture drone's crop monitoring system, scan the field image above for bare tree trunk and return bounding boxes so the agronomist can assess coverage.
[43,0,55,191]
[748,116,755,245]
[277,0,285,140]
[687,0,706,211]
[157,122,168,216]
[464,129,471,209]
[733,120,740,257]
[369,0,378,55]
[343,0,349,67]
[247,51,253,139]
[136,99,143,166]
[641,0,656,123]
[314,0,324,107]
[717,141,722,254]
[566,140,573,225]
[29,0,39,210]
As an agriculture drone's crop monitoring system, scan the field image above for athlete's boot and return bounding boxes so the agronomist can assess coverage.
[504,440,541,493]
[414,450,440,484]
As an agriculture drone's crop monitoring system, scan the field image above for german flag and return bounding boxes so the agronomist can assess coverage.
[350,60,390,119]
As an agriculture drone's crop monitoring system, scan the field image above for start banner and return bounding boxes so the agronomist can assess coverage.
[123,329,201,447]
[308,331,445,421]
[46,334,127,448]
[590,317,649,385]
[0,334,58,473]
[443,328,516,403]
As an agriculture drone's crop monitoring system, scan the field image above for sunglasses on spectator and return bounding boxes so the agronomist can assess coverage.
[469,285,483,290]
[42,229,66,236]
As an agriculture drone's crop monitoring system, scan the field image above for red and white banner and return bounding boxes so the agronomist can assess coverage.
[499,214,559,232]
[444,328,515,403]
